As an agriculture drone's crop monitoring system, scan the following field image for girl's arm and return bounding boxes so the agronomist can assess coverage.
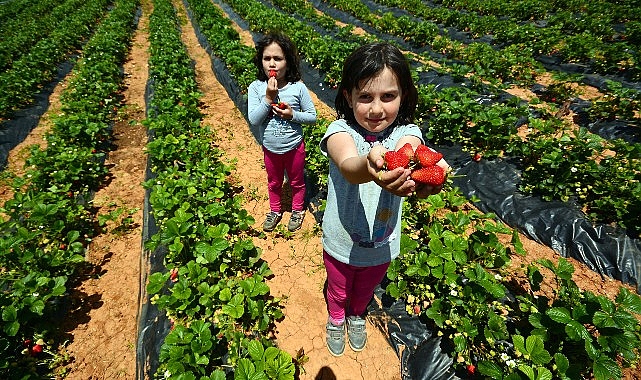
[326,132,417,196]
[291,85,317,124]
[247,82,272,127]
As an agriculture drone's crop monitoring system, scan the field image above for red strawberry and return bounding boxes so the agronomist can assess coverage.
[411,166,445,186]
[415,144,443,167]
[268,69,277,78]
[397,143,415,162]
[384,150,410,170]
[278,102,287,110]
[466,364,476,375]
[472,152,482,162]
[31,344,43,355]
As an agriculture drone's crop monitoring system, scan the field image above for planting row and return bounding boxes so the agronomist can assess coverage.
[139,0,296,378]
[0,0,111,119]
[0,0,140,378]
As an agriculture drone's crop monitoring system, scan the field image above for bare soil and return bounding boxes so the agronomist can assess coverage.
[0,0,638,379]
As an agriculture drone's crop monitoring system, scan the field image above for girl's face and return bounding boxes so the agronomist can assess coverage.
[343,67,402,133]
[262,42,287,83]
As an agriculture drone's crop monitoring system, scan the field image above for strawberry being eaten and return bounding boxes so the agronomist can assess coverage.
[268,69,277,78]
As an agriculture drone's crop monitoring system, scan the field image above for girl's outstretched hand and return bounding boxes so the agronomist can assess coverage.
[368,146,450,197]
[368,146,415,197]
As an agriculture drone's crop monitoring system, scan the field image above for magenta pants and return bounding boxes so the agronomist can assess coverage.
[323,251,390,326]
[263,142,306,213]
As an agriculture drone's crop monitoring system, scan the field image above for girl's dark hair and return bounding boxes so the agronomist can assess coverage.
[253,32,302,83]
[335,43,418,126]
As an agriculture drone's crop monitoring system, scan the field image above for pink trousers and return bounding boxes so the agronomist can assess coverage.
[323,251,390,326]
[263,142,306,213]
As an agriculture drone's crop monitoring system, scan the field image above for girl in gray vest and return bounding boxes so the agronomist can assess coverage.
[319,42,449,356]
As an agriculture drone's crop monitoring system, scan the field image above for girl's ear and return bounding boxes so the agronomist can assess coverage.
[342,89,353,108]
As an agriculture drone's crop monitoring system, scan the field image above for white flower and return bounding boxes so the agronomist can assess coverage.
[570,166,577,173]
[506,359,517,368]
[494,273,502,281]
[450,289,458,296]
[501,353,509,361]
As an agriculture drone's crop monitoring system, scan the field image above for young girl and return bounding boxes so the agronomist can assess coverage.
[319,42,448,356]
[248,32,317,232]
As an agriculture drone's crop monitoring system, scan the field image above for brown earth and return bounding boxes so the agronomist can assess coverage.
[0,0,638,379]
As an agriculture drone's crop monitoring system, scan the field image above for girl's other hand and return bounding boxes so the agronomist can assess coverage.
[271,102,293,120]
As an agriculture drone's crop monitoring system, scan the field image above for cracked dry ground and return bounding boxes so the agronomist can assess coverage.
[2,0,637,379]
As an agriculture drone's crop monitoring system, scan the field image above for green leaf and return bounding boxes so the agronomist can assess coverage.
[30,299,45,315]
[525,335,552,365]
[565,320,590,342]
[518,364,535,379]
[553,353,570,374]
[219,287,232,302]
[234,358,268,380]
[555,258,575,280]
[592,355,622,380]
[147,272,168,294]
[477,360,503,379]
[513,335,526,354]
[535,367,553,380]
[247,340,265,361]
[4,321,19,336]
[616,287,641,314]
[2,305,17,322]
[547,307,572,324]
[222,294,245,318]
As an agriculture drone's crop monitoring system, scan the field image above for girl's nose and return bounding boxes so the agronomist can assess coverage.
[369,100,383,115]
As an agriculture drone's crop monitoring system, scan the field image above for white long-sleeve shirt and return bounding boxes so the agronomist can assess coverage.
[247,80,317,153]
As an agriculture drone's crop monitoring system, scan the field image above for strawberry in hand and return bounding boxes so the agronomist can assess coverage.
[414,144,443,167]
[397,143,415,162]
[268,69,277,78]
[383,143,413,170]
[410,165,446,186]
[384,150,411,170]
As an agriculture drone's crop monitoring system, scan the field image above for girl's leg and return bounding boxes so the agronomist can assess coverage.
[323,251,351,325]
[347,262,390,317]
[263,147,284,213]
[284,141,306,212]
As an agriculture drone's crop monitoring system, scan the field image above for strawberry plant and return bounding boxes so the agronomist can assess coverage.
[477,258,641,380]
[389,185,641,378]
[588,80,641,122]
[142,1,295,378]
